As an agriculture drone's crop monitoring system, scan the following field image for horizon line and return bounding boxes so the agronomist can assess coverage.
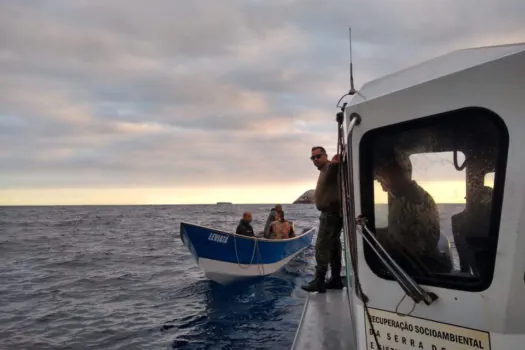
[0,202,466,207]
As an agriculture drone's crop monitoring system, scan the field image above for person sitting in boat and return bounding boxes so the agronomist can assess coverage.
[374,152,452,274]
[235,212,255,237]
[266,210,295,239]
[263,204,283,234]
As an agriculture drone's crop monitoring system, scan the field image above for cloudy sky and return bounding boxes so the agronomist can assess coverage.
[1,0,524,205]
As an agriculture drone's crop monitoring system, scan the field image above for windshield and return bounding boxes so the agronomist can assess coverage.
[360,107,508,291]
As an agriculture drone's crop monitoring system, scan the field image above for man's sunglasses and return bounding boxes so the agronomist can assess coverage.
[310,154,324,160]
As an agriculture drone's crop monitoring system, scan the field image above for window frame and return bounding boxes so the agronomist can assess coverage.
[359,106,509,292]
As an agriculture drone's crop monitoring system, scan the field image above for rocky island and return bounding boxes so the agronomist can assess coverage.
[293,189,315,204]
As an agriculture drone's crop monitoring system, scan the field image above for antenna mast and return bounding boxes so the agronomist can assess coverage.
[348,27,357,95]
[336,26,359,108]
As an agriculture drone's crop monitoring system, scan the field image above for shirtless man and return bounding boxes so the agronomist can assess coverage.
[267,210,295,239]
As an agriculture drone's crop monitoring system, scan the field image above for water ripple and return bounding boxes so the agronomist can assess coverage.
[0,204,320,349]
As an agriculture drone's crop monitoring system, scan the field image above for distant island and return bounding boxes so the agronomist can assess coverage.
[293,189,315,204]
[216,202,233,205]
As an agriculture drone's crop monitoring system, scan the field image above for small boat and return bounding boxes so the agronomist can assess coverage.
[180,222,315,285]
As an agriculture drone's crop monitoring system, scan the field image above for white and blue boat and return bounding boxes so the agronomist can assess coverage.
[180,222,315,285]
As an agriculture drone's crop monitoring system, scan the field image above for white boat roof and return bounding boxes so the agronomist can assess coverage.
[351,42,525,104]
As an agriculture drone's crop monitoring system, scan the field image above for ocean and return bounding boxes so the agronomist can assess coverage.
[0,204,321,350]
[0,203,464,349]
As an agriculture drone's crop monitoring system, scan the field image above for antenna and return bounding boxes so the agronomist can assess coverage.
[336,26,361,108]
[348,27,357,95]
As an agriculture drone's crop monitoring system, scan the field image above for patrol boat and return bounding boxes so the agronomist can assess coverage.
[292,42,525,349]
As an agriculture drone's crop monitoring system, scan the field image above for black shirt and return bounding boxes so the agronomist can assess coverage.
[235,220,255,237]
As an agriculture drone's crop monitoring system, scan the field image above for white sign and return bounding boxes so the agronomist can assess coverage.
[208,232,229,244]
[365,307,490,350]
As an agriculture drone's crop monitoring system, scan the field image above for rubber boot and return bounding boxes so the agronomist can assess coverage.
[325,264,343,290]
[301,267,327,293]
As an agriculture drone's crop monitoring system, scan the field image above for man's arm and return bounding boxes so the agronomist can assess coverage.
[326,154,342,177]
[289,225,295,238]
[264,223,273,238]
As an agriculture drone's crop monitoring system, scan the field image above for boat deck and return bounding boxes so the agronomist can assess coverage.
[291,288,356,349]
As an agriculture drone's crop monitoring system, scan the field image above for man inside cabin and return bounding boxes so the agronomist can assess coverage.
[267,210,295,239]
[302,146,344,293]
[263,204,282,235]
[374,151,451,274]
[236,212,255,237]
[451,185,493,274]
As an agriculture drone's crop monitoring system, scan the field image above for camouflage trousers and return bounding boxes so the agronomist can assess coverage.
[315,212,343,274]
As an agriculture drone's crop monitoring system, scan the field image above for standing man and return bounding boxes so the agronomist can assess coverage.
[302,146,343,293]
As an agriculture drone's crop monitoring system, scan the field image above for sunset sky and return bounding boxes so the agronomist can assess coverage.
[0,1,522,205]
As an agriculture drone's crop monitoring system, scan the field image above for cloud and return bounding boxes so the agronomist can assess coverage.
[0,0,524,200]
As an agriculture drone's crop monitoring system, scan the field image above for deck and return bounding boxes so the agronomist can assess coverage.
[291,288,356,349]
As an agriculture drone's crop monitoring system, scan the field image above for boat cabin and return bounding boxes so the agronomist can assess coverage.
[342,43,525,350]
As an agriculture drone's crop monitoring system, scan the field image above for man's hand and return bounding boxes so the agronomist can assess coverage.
[331,154,341,164]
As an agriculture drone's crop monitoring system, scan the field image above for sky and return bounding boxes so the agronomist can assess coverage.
[0,0,523,205]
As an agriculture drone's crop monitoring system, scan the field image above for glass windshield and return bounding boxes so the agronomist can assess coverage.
[361,107,509,291]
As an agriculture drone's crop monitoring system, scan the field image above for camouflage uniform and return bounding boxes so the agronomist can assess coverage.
[380,180,440,255]
[315,212,343,274]
[302,161,343,293]
[377,181,452,275]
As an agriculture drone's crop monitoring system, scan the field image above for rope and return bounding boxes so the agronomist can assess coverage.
[232,234,265,276]
[233,234,258,268]
[395,293,417,317]
[255,241,265,275]
[232,223,301,277]
[337,108,381,350]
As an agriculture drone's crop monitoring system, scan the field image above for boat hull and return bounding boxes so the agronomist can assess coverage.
[180,222,315,285]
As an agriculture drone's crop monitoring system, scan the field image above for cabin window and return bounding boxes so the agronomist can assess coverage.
[360,107,509,291]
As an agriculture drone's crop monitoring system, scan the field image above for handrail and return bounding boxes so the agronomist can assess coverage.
[358,221,438,305]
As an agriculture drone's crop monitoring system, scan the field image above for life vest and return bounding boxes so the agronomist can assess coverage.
[271,220,292,239]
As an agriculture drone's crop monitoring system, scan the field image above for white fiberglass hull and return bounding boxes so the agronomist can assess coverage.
[198,249,304,285]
